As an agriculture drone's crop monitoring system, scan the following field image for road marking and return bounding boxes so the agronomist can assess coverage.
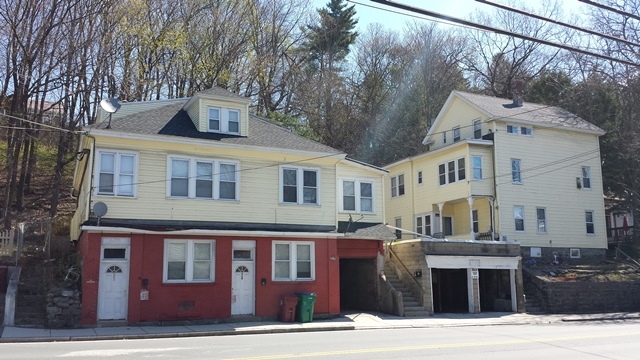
[225,331,640,360]
[58,347,185,357]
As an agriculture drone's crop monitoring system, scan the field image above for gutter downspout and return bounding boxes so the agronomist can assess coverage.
[84,133,97,228]
[491,128,498,241]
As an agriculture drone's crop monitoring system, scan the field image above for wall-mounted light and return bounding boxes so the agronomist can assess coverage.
[261,278,267,286]
[330,256,336,261]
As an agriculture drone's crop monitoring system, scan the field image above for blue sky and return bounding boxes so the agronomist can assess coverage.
[311,0,590,33]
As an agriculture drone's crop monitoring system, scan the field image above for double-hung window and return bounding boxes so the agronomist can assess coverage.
[96,150,137,197]
[537,208,547,233]
[281,166,319,205]
[472,210,479,233]
[514,206,524,231]
[473,120,482,139]
[585,211,595,234]
[273,242,315,281]
[417,170,423,185]
[416,214,432,236]
[390,174,405,197]
[453,126,461,142]
[341,179,374,213]
[168,157,239,200]
[472,156,483,180]
[582,166,591,189]
[164,239,215,283]
[208,106,240,134]
[507,124,532,136]
[511,159,522,183]
[439,158,465,185]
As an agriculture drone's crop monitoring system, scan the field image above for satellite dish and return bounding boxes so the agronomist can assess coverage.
[99,97,121,129]
[93,202,108,226]
[100,98,121,113]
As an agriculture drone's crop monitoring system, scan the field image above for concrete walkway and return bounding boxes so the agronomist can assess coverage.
[2,311,640,343]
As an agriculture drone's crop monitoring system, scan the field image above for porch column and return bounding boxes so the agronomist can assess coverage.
[437,202,444,236]
[468,197,475,240]
[489,198,495,241]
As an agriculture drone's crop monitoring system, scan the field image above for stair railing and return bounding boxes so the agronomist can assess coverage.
[388,246,425,306]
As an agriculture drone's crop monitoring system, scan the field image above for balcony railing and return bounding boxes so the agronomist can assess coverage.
[607,226,634,243]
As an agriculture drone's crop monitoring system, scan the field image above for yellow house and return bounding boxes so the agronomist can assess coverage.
[69,87,389,325]
[385,90,607,259]
[382,90,606,315]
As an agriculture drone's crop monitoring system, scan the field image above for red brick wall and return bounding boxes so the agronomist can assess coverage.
[79,231,344,325]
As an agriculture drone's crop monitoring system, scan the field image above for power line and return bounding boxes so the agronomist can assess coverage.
[368,0,638,67]
[0,112,80,134]
[579,0,640,22]
[476,0,640,48]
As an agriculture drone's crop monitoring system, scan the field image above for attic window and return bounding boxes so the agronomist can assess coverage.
[208,107,240,134]
[506,124,532,136]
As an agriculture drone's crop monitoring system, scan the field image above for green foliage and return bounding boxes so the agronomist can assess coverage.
[302,0,358,71]
[266,112,320,142]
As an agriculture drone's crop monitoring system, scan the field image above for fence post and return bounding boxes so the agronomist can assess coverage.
[16,223,24,266]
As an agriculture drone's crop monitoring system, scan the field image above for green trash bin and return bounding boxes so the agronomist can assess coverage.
[296,292,316,322]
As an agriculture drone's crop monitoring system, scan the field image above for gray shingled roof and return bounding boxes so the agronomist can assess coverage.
[196,87,251,102]
[454,91,605,134]
[88,99,341,154]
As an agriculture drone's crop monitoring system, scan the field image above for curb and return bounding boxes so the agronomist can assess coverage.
[0,325,356,343]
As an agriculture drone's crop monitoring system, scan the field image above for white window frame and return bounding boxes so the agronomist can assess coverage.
[339,179,375,213]
[415,213,432,236]
[472,209,479,233]
[472,156,483,180]
[506,124,532,136]
[167,156,239,200]
[585,210,595,235]
[514,206,525,232]
[95,149,138,197]
[163,239,215,283]
[438,157,466,185]
[473,119,482,139]
[272,241,315,281]
[582,166,591,190]
[453,126,461,142]
[511,159,522,184]
[536,207,547,234]
[208,106,241,134]
[390,174,405,198]
[280,166,320,205]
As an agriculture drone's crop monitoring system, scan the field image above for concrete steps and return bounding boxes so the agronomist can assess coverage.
[523,281,546,314]
[384,263,430,317]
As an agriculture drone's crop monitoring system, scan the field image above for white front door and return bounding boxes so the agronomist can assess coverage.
[98,238,130,321]
[231,241,255,315]
[98,261,129,320]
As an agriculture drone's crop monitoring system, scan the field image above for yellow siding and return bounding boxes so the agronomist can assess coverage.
[469,145,494,196]
[429,97,488,149]
[195,99,249,135]
[336,162,385,225]
[88,135,339,227]
[412,144,470,208]
[492,122,606,249]
[384,161,413,232]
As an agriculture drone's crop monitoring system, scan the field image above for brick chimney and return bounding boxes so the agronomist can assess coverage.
[512,79,524,107]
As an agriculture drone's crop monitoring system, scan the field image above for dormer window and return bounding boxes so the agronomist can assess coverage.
[208,107,240,134]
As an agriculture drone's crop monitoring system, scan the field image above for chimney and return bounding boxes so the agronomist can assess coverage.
[512,79,524,107]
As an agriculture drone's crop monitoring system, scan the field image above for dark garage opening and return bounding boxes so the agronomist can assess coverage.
[432,268,468,313]
[479,269,512,312]
[339,258,378,311]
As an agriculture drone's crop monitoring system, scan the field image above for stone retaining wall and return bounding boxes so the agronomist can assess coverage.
[524,268,640,313]
[46,287,81,328]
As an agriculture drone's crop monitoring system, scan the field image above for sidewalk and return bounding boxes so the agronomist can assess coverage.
[2,311,640,343]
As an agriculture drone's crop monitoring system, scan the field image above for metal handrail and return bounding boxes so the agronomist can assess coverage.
[615,246,640,269]
[388,246,425,304]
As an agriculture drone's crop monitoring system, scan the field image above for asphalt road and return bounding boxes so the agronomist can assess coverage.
[3,322,640,359]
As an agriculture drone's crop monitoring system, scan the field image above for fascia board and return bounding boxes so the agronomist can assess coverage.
[81,225,343,238]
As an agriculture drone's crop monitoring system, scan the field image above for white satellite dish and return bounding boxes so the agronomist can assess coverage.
[99,97,121,129]
[93,202,108,226]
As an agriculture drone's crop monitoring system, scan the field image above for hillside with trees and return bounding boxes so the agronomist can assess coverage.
[0,0,639,237]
